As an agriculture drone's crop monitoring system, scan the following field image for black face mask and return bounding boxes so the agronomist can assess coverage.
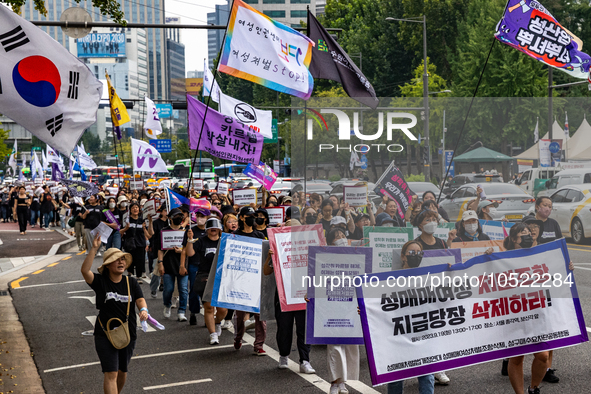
[406,255,423,268]
[305,214,317,224]
[171,216,183,226]
[519,234,534,248]
[244,216,255,227]
[255,217,265,226]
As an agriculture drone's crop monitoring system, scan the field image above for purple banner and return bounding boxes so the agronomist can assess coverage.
[51,162,64,181]
[242,161,277,189]
[495,0,591,79]
[103,209,121,230]
[187,94,263,164]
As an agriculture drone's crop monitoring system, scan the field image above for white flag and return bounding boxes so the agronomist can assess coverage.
[32,150,43,180]
[8,140,17,175]
[144,96,163,139]
[77,144,97,170]
[219,91,273,138]
[46,145,61,164]
[131,137,168,173]
[203,59,221,103]
[533,118,539,143]
[21,152,26,169]
[41,149,49,170]
[350,151,362,171]
[0,7,102,155]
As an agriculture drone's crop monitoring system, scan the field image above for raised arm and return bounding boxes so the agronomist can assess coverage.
[81,233,101,284]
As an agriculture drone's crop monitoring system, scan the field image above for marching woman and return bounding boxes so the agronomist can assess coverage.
[29,189,41,228]
[81,233,148,394]
[13,186,30,235]
[120,201,153,283]
[102,197,123,250]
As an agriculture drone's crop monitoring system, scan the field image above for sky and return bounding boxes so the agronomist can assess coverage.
[164,0,229,76]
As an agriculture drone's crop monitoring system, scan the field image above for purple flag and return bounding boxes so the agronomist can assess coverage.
[187,94,263,164]
[51,162,64,181]
[495,0,591,79]
[113,125,122,140]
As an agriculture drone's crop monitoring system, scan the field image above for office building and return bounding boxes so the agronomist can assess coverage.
[244,0,317,28]
[207,2,231,69]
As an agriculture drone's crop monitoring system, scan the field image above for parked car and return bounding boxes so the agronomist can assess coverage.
[442,173,503,195]
[270,179,296,196]
[514,167,560,196]
[407,182,440,199]
[537,168,591,197]
[548,183,591,244]
[439,183,535,222]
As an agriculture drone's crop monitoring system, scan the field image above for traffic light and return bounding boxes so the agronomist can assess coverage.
[423,145,430,164]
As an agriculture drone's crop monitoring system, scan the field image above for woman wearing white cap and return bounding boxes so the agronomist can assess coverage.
[452,210,492,243]
[81,234,148,394]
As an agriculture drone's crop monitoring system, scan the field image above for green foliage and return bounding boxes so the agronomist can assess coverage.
[0,128,10,160]
[399,58,449,98]
[3,0,126,24]
[405,173,427,182]
[329,174,341,182]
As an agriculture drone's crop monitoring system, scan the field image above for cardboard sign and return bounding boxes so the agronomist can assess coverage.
[266,207,285,225]
[232,188,257,206]
[343,185,368,207]
[217,182,229,195]
[160,229,185,250]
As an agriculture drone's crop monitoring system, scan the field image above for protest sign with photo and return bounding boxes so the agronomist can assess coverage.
[268,224,325,312]
[343,185,369,207]
[364,226,414,273]
[232,188,257,206]
[357,239,587,386]
[306,246,372,345]
[374,163,415,218]
[450,240,506,262]
[211,233,264,313]
[160,229,185,250]
[266,207,285,226]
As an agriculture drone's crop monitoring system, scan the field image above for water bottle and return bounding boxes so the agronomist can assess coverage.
[478,184,486,199]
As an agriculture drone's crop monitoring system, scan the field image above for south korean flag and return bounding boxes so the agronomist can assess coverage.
[0,6,102,155]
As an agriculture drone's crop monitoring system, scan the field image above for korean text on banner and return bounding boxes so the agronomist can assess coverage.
[211,233,264,313]
[160,230,185,250]
[219,92,273,138]
[90,222,113,244]
[218,0,314,99]
[232,188,257,206]
[479,220,515,241]
[357,239,587,386]
[242,161,277,189]
[268,225,326,312]
[364,226,414,273]
[0,7,103,155]
[343,185,368,207]
[217,182,229,195]
[306,246,372,345]
[142,199,156,219]
[130,180,144,190]
[374,163,415,218]
[266,206,285,225]
[450,240,506,262]
[495,0,591,80]
[187,95,263,165]
[193,179,204,191]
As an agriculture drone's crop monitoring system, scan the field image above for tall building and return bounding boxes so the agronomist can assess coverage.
[20,0,167,100]
[207,2,230,69]
[244,0,317,28]
[187,71,204,79]
[165,17,185,102]
[316,0,326,15]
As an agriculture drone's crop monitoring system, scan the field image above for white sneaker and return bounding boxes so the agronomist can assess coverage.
[278,356,289,369]
[96,251,102,257]
[215,323,222,337]
[171,296,179,309]
[221,320,233,330]
[178,312,187,322]
[163,306,171,318]
[330,383,339,394]
[299,360,315,374]
[434,371,450,385]
[209,332,219,345]
[141,273,149,279]
[245,318,256,331]
[338,382,349,394]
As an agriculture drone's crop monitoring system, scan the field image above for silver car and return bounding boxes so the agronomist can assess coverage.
[439,183,535,222]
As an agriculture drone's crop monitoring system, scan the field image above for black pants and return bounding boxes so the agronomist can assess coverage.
[17,206,28,233]
[128,247,145,277]
[274,293,310,363]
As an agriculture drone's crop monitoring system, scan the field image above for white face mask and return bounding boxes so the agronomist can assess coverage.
[422,221,438,234]
[109,203,116,209]
[382,222,394,227]
[465,223,479,234]
[334,238,348,247]
[487,207,497,217]
[121,202,128,208]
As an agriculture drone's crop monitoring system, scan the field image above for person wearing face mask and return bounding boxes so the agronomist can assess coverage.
[302,206,319,225]
[386,241,435,394]
[80,195,105,256]
[414,209,456,250]
[149,204,168,298]
[452,210,491,242]
[422,191,450,222]
[117,196,129,214]
[13,186,30,235]
[120,202,153,284]
[255,208,269,237]
[533,196,562,245]
[192,208,209,239]
[102,197,123,250]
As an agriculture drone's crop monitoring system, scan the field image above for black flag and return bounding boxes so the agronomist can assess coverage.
[307,10,379,109]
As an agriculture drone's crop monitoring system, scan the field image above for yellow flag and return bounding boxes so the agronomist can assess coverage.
[105,71,130,127]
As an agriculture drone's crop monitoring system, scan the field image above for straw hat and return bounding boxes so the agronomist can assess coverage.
[97,248,132,274]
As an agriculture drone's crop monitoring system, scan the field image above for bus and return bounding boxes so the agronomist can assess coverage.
[171,158,215,180]
[214,163,248,180]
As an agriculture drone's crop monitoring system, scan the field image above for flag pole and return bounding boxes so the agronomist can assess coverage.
[188,0,235,192]
[106,69,122,187]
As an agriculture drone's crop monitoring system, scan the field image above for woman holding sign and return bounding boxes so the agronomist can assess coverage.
[102,197,123,250]
[120,202,153,284]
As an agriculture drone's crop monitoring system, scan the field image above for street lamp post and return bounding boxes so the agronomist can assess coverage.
[386,16,429,182]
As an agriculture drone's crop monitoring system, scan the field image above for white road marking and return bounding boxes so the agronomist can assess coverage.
[69,295,96,305]
[573,266,591,272]
[0,238,3,245]
[13,279,85,289]
[143,379,212,390]
[67,289,94,294]
[587,327,591,334]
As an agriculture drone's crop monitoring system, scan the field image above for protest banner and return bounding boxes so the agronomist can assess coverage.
[356,239,587,386]
[160,229,185,250]
[60,179,99,198]
[131,138,169,173]
[343,185,369,207]
[130,180,144,190]
[103,209,121,231]
[450,240,506,262]
[268,225,325,312]
[193,179,204,191]
[306,246,372,344]
[217,182,229,195]
[189,197,211,213]
[374,163,415,218]
[364,226,414,273]
[410,222,456,241]
[242,161,277,189]
[266,207,285,225]
[210,233,264,313]
[46,181,57,187]
[90,222,113,244]
[420,249,463,267]
[219,92,273,138]
[106,187,119,196]
[479,220,515,241]
[142,199,156,219]
[50,186,60,194]
[232,188,257,206]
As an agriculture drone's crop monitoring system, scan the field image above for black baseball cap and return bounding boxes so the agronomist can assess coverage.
[239,206,256,216]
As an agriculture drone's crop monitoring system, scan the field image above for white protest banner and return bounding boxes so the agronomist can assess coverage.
[46,181,56,187]
[451,240,506,262]
[479,220,515,241]
[306,246,372,344]
[77,144,97,170]
[211,233,264,313]
[268,224,325,312]
[25,181,33,187]
[357,239,587,386]
[144,96,163,139]
[232,188,257,206]
[219,92,273,138]
[160,229,185,250]
[266,207,285,226]
[90,222,113,244]
[364,227,414,273]
[343,185,368,207]
[193,179,204,191]
[107,187,119,196]
[50,186,60,194]
[159,179,171,189]
[34,178,43,185]
[217,182,229,195]
[142,199,156,219]
[203,59,221,103]
[130,180,144,190]
[131,137,168,173]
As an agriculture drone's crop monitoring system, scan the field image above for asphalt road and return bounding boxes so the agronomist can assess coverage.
[0,221,68,258]
[8,243,591,394]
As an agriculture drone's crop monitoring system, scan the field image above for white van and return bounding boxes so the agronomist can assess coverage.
[515,168,559,196]
[538,168,591,197]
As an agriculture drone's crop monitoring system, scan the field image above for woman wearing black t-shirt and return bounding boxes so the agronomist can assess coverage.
[13,186,30,234]
[81,234,148,394]
[29,191,41,228]
[413,209,456,251]
[120,202,153,283]
[534,196,562,244]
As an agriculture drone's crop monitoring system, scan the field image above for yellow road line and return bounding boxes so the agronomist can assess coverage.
[77,251,85,255]
[62,256,72,260]
[47,262,59,267]
[11,277,28,288]
[32,269,45,275]
[568,248,591,252]
[568,243,591,249]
